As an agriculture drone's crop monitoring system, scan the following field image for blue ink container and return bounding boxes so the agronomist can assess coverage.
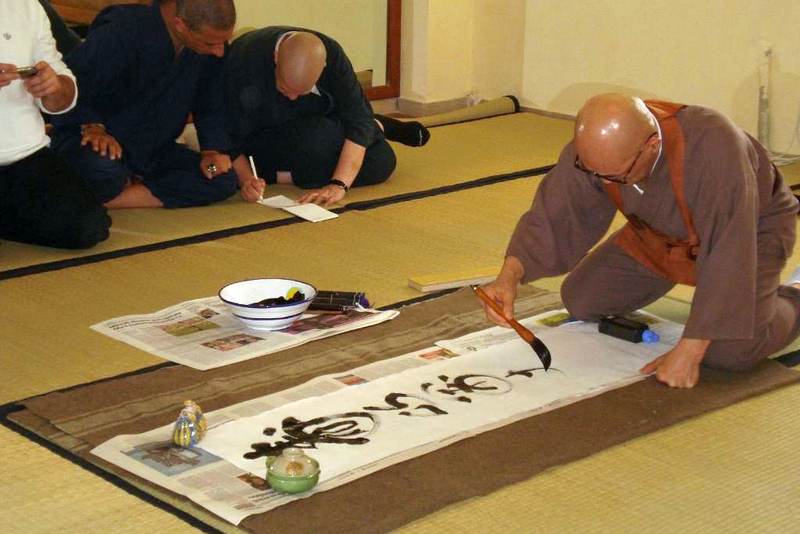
[599,316,659,344]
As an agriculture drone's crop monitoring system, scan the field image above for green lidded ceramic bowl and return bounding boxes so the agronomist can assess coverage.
[266,448,320,494]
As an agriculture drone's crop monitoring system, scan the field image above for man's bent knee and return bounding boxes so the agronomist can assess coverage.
[354,141,396,187]
[158,173,239,208]
[68,209,111,248]
[561,273,603,321]
[702,340,765,372]
[52,131,131,203]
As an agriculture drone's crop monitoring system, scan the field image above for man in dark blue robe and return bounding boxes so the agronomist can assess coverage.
[51,0,237,208]
[225,27,430,206]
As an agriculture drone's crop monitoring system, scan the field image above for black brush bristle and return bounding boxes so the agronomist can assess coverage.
[532,337,552,371]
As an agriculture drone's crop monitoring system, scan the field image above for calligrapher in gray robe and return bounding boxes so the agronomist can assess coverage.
[507,105,800,370]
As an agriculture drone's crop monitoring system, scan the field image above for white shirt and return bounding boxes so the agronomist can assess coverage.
[639,100,663,177]
[0,0,77,166]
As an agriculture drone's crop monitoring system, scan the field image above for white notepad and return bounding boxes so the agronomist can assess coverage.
[259,195,339,222]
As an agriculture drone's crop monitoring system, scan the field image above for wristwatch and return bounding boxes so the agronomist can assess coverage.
[329,179,349,191]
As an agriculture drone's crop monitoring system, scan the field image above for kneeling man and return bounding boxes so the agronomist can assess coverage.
[51,0,238,209]
[480,93,800,388]
[225,27,430,206]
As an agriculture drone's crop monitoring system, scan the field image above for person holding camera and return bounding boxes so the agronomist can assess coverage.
[0,0,110,249]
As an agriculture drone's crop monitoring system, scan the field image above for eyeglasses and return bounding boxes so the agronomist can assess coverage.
[574,132,656,184]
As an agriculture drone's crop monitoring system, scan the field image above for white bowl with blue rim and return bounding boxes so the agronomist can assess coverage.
[218,279,317,331]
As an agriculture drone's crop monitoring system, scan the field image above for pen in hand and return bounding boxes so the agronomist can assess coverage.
[248,155,263,202]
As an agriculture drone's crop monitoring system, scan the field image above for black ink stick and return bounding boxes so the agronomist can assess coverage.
[598,316,659,343]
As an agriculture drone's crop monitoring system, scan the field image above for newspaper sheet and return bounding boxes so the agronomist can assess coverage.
[92,310,684,525]
[90,296,398,370]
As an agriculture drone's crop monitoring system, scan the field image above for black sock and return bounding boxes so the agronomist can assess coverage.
[375,114,430,147]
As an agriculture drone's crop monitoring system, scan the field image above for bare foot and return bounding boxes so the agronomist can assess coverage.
[276,171,293,185]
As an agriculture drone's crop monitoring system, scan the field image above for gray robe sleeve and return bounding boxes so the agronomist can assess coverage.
[506,142,617,283]
[683,119,760,340]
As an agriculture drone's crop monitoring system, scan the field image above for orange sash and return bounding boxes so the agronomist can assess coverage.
[603,100,700,286]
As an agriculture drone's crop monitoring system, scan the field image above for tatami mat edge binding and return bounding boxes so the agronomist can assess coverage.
[0,165,553,281]
[775,348,800,367]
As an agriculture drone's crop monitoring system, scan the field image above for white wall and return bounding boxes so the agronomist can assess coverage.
[521,0,800,152]
[401,0,475,102]
[231,0,800,152]
[234,0,387,85]
[471,0,526,102]
[400,0,525,104]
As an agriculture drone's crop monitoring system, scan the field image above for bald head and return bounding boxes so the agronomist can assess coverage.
[275,32,326,100]
[574,93,657,171]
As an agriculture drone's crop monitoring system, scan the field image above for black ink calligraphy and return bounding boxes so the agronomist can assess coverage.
[245,366,561,459]
[244,412,378,459]
[363,393,448,416]
[506,367,563,379]
[422,374,512,402]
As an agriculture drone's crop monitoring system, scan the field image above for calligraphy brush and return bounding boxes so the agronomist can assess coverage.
[472,285,552,371]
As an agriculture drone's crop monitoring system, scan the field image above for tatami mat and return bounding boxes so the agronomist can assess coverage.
[0,426,202,534]
[0,110,572,277]
[0,178,543,404]
[396,382,800,533]
[779,160,800,186]
[3,110,800,532]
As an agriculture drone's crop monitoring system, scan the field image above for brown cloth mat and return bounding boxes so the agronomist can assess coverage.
[8,286,799,533]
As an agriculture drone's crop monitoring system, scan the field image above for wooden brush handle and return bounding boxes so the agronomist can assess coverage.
[473,286,535,344]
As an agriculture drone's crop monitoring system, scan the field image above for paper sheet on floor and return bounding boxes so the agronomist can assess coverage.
[91,297,398,370]
[259,195,338,222]
[91,309,683,524]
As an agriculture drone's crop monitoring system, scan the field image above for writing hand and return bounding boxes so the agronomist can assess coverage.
[479,279,517,327]
[240,175,266,203]
[479,257,525,327]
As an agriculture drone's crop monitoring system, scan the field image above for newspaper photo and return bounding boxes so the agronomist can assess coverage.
[91,296,399,370]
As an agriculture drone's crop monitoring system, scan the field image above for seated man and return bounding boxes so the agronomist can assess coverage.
[480,93,800,388]
[50,0,238,209]
[0,0,109,249]
[225,27,430,206]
